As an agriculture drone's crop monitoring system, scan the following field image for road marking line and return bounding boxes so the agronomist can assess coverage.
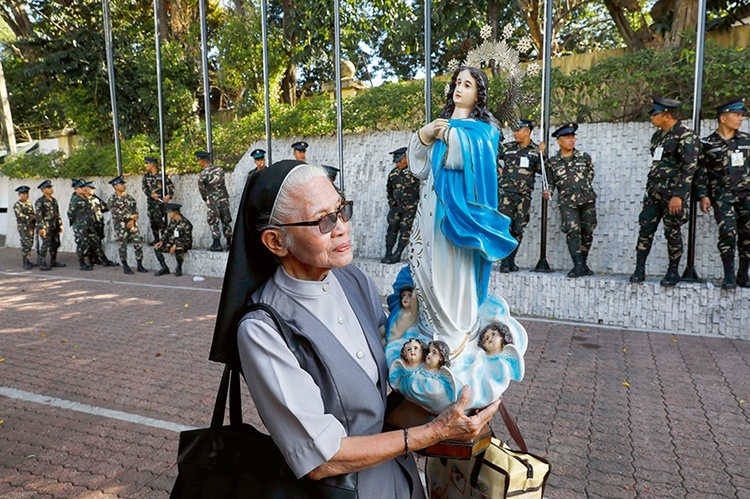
[0,271,221,293]
[0,387,196,433]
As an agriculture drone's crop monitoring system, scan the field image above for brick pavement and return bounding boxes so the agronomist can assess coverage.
[1,246,749,498]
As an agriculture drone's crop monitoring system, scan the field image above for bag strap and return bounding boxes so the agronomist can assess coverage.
[498,398,528,454]
[211,302,305,428]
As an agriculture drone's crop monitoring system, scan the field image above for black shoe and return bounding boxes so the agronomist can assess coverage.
[209,239,223,252]
[79,260,93,271]
[137,261,148,273]
[721,255,737,290]
[509,261,520,272]
[629,255,646,283]
[499,258,511,273]
[49,258,66,268]
[660,260,680,287]
[155,266,170,276]
[567,254,585,278]
[737,258,750,288]
[39,256,51,271]
[582,255,593,276]
[123,263,134,275]
[102,257,119,267]
[175,265,183,277]
[225,236,232,251]
[380,253,392,264]
[23,257,32,270]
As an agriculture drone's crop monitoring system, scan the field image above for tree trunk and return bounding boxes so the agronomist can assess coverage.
[0,61,17,153]
[0,0,34,39]
[665,0,698,47]
[516,0,544,53]
[280,0,298,105]
[158,0,169,41]
[602,0,648,50]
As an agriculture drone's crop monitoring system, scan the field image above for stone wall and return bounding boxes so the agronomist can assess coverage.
[5,121,749,281]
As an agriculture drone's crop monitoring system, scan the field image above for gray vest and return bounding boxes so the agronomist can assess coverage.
[250,265,424,498]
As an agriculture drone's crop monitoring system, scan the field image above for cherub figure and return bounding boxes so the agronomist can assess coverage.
[400,338,427,369]
[386,286,419,344]
[390,339,458,414]
[478,322,512,356]
[478,322,523,382]
[424,340,451,371]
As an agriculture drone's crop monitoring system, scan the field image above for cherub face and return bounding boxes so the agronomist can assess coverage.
[425,345,443,370]
[401,290,413,308]
[481,327,504,354]
[403,340,424,366]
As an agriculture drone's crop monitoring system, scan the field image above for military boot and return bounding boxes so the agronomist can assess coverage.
[508,248,519,272]
[581,253,594,276]
[380,249,393,264]
[659,259,680,287]
[225,236,232,251]
[629,254,647,283]
[155,254,170,276]
[151,229,161,246]
[38,254,51,271]
[23,257,32,270]
[209,238,223,252]
[122,261,134,275]
[79,258,93,271]
[499,257,511,273]
[175,263,183,277]
[737,258,750,288]
[721,255,736,290]
[136,260,148,273]
[567,254,585,278]
[387,242,408,264]
[101,255,119,267]
[50,253,66,268]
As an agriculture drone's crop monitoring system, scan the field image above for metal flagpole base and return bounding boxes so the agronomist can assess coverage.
[533,259,553,272]
[681,265,704,283]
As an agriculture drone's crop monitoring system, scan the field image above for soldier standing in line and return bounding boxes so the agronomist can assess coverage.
[381,146,420,264]
[86,181,114,267]
[543,122,597,278]
[142,156,174,245]
[196,150,232,252]
[697,97,750,289]
[34,180,66,271]
[322,165,345,199]
[108,176,149,275]
[630,97,700,287]
[292,141,308,162]
[154,203,193,277]
[498,119,545,272]
[69,179,95,271]
[248,149,266,177]
[13,185,37,270]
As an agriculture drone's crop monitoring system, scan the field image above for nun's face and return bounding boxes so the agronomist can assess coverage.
[280,176,352,280]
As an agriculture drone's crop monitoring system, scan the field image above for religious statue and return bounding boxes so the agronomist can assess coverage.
[384,63,529,413]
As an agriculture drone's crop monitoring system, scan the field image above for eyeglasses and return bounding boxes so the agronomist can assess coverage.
[276,201,353,234]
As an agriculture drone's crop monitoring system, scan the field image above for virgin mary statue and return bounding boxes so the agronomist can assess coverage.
[406,66,517,355]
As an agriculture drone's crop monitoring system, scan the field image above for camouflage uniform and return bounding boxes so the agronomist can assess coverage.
[385,166,420,260]
[198,163,233,241]
[68,193,103,262]
[14,199,36,258]
[88,194,109,260]
[498,140,543,247]
[635,121,699,262]
[142,172,175,238]
[546,149,598,260]
[109,192,144,262]
[35,195,62,262]
[154,215,193,272]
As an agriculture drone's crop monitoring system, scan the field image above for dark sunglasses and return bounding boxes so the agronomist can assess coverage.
[276,200,353,234]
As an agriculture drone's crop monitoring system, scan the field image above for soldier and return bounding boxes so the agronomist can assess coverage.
[630,97,700,287]
[86,181,113,266]
[108,176,148,275]
[697,97,750,289]
[248,149,266,177]
[543,122,597,278]
[69,179,117,271]
[154,203,193,277]
[34,180,66,271]
[382,146,420,264]
[196,150,232,251]
[13,185,37,270]
[322,164,345,199]
[141,156,174,244]
[498,119,545,272]
[291,141,308,162]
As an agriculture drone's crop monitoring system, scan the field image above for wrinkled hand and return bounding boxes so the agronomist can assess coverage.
[668,196,683,215]
[419,119,449,144]
[431,386,500,442]
[542,190,551,200]
[700,197,712,214]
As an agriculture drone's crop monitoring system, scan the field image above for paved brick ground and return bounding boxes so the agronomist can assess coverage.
[1,246,749,498]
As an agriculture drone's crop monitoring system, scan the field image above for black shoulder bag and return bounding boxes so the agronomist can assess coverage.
[170,303,357,498]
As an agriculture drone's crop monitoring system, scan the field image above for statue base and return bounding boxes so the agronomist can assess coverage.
[384,398,492,459]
